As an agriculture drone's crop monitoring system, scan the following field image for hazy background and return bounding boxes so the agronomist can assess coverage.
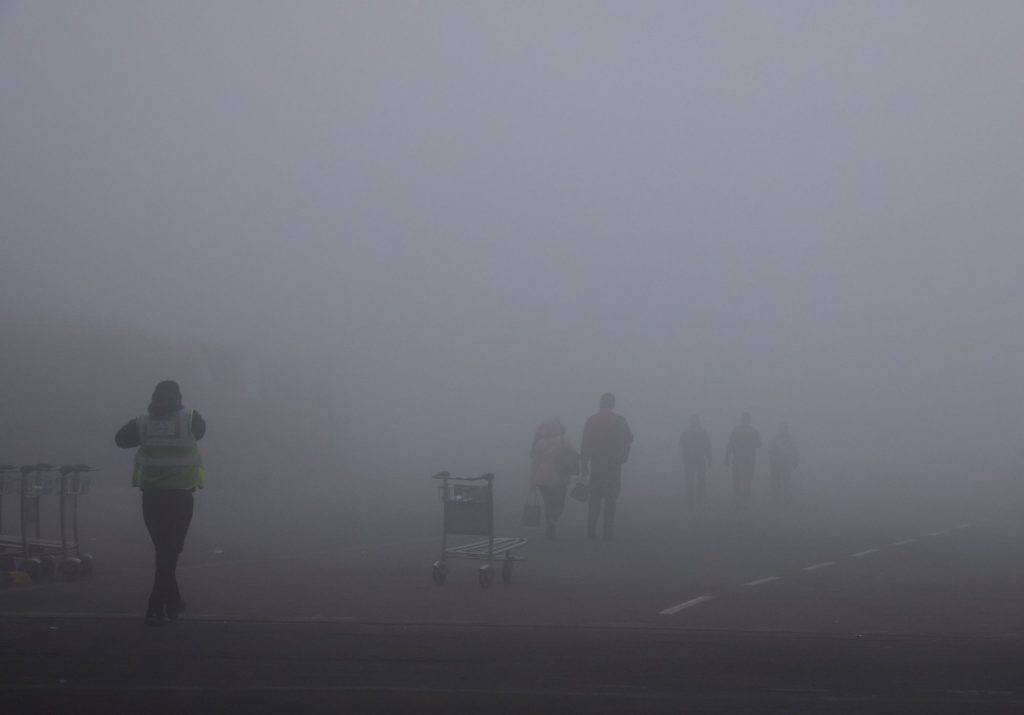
[1,1,1022,529]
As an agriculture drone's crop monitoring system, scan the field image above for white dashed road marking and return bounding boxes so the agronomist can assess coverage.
[851,549,879,558]
[659,596,713,616]
[656,518,982,617]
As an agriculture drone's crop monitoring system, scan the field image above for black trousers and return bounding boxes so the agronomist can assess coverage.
[588,462,622,538]
[142,489,194,615]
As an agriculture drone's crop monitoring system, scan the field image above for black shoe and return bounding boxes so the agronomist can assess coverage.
[166,599,186,622]
[144,611,169,627]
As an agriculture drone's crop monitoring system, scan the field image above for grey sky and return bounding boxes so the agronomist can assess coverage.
[2,1,1022,480]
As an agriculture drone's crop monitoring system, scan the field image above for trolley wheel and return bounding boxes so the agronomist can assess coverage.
[20,558,41,580]
[478,565,495,589]
[38,555,56,581]
[0,554,16,571]
[501,559,514,584]
[80,553,94,577]
[431,561,448,586]
[60,557,83,580]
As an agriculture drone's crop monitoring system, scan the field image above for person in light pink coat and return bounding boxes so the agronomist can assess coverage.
[530,419,576,540]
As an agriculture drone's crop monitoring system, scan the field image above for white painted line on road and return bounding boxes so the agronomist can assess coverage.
[851,549,879,558]
[801,562,834,571]
[659,595,713,616]
[928,530,947,537]
[744,576,780,587]
[955,523,971,530]
[893,538,916,546]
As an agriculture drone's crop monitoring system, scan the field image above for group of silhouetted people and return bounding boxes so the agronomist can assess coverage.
[531,395,800,544]
[683,412,798,509]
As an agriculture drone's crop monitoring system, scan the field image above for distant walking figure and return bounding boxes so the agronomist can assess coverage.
[769,422,798,504]
[530,419,578,540]
[679,415,712,508]
[581,393,633,540]
[724,412,761,507]
[115,381,206,626]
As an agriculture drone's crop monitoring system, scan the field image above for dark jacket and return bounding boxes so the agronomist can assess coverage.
[581,410,633,467]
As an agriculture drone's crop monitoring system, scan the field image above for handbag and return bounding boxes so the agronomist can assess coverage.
[522,487,541,527]
[569,480,590,502]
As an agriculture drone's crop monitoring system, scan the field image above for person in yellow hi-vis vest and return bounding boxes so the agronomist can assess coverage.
[115,380,206,626]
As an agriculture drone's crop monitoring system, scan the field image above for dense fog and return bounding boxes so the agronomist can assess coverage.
[2,1,1022,543]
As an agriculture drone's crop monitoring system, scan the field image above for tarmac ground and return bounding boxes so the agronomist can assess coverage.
[2,473,1023,713]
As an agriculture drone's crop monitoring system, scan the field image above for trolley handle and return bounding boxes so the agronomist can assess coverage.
[59,465,95,476]
[430,471,494,482]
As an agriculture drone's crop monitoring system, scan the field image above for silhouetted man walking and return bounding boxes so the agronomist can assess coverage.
[581,393,633,540]
[679,415,712,508]
[725,412,760,507]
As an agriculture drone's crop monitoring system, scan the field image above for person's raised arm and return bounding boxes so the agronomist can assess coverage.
[115,419,140,449]
[191,410,206,440]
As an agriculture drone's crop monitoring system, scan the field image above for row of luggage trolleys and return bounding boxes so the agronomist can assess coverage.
[0,463,95,582]
[431,471,527,588]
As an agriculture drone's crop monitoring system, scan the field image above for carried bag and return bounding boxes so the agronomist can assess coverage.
[522,487,542,527]
[569,480,590,503]
[554,437,581,479]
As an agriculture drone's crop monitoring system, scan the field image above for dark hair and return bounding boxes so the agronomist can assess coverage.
[152,380,182,400]
[600,392,615,409]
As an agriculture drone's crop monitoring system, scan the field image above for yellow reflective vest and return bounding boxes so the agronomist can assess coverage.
[132,408,205,490]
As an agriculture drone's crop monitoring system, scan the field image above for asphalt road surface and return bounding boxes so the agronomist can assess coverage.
[2,474,1024,713]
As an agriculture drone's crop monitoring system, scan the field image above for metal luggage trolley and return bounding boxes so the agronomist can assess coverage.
[0,463,95,580]
[430,471,527,588]
[0,464,55,577]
